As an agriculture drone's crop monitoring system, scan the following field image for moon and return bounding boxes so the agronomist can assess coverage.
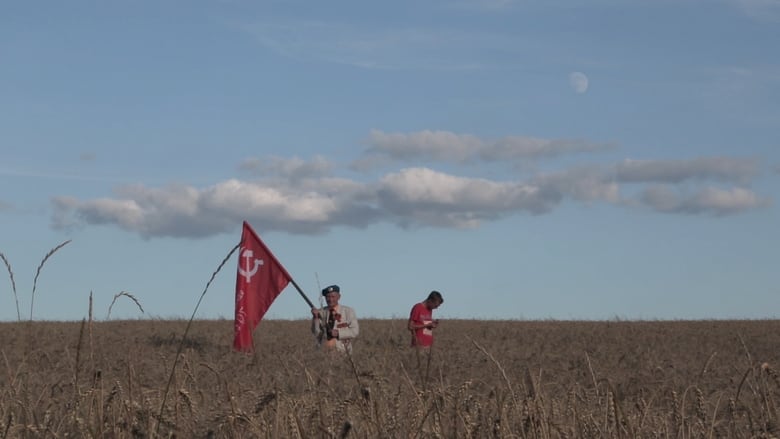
[569,71,589,94]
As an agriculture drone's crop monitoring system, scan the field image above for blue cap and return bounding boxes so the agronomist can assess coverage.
[322,285,340,295]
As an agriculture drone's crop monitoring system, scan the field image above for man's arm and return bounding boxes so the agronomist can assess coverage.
[408,303,437,330]
[408,303,424,331]
[311,308,323,336]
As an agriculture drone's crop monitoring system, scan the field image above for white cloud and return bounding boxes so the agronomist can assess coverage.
[486,137,613,160]
[52,195,145,231]
[533,167,620,204]
[638,185,770,215]
[355,129,614,169]
[616,157,759,184]
[202,179,337,222]
[365,129,484,163]
[378,167,551,228]
[0,200,14,213]
[734,0,780,22]
[691,187,770,213]
[49,142,770,238]
[569,71,589,94]
[238,155,333,179]
[52,176,381,237]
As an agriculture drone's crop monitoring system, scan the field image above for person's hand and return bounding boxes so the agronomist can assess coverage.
[331,328,339,338]
[311,308,320,319]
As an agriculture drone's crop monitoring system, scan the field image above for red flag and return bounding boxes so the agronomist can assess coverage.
[233,221,292,352]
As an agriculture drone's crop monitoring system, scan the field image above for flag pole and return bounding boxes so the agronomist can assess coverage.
[286,277,327,349]
[289,278,315,309]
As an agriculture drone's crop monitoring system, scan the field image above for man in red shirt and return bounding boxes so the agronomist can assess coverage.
[408,290,444,348]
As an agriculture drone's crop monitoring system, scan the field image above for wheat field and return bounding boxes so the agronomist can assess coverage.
[2,318,780,438]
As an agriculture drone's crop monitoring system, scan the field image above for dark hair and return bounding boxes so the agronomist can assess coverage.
[426,290,443,304]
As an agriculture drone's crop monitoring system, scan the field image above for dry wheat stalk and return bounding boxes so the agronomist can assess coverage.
[700,351,717,379]
[468,336,517,407]
[74,318,86,394]
[1,351,21,399]
[706,392,723,439]
[29,239,71,321]
[680,385,696,435]
[2,412,13,439]
[385,387,402,434]
[737,333,754,368]
[105,381,123,406]
[524,367,537,401]
[106,291,144,319]
[156,241,239,437]
[178,389,194,416]
[458,393,477,436]
[671,389,681,431]
[584,350,599,391]
[763,362,780,391]
[735,366,753,402]
[605,387,616,435]
[0,252,20,321]
[287,411,301,439]
[694,386,706,424]
[254,392,277,414]
[87,292,93,371]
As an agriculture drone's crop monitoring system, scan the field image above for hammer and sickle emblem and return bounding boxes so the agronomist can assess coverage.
[238,248,264,283]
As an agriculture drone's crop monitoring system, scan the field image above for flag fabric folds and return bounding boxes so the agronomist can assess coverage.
[233,221,292,352]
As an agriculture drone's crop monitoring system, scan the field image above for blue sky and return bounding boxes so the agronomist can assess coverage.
[1,0,778,322]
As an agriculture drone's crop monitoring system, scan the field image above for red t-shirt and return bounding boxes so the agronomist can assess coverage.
[409,302,435,347]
